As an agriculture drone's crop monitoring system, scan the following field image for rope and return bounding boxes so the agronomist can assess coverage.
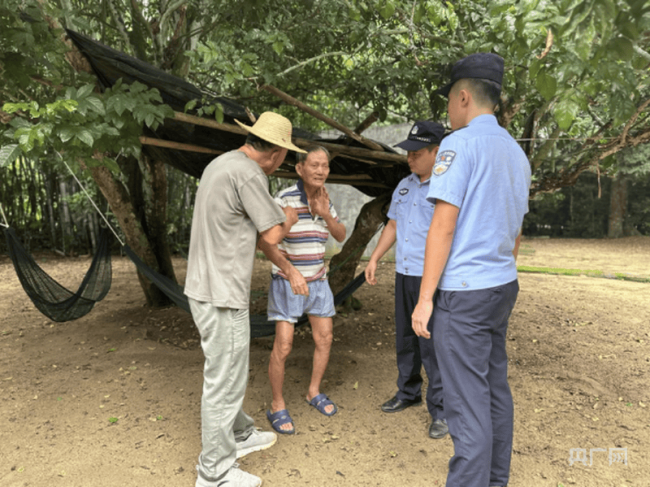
[0,203,8,228]
[56,153,125,246]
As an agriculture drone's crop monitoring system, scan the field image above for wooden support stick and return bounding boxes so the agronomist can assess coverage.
[273,172,388,188]
[140,136,223,155]
[273,172,373,181]
[173,111,248,135]
[293,137,406,164]
[170,111,407,164]
[262,84,385,152]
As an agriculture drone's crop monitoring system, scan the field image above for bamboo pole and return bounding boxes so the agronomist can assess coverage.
[170,111,407,164]
[272,172,389,188]
[139,136,223,155]
[262,84,385,152]
[273,171,373,181]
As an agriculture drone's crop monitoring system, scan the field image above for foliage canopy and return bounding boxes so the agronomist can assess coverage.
[1,0,649,192]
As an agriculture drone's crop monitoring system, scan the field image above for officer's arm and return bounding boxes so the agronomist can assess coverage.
[513,228,522,261]
[412,201,459,338]
[365,219,397,285]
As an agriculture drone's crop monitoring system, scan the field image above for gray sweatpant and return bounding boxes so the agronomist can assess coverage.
[189,299,256,483]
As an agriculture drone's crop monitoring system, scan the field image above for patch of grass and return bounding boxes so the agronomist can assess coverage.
[518,265,650,283]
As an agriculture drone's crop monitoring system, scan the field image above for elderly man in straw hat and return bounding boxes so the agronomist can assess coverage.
[185,112,309,487]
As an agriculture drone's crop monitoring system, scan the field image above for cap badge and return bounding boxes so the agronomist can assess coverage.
[433,150,456,176]
[411,126,419,135]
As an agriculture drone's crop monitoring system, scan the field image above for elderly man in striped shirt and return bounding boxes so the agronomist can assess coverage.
[258,146,346,435]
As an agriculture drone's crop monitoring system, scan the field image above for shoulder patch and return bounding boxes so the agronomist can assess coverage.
[399,188,409,195]
[433,150,456,176]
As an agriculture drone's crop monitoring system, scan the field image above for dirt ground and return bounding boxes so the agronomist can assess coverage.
[1,237,649,487]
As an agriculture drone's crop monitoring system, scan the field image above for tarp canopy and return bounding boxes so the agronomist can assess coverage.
[66,30,409,197]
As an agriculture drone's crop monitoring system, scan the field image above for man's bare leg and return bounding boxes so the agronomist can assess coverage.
[268,320,295,432]
[306,315,335,414]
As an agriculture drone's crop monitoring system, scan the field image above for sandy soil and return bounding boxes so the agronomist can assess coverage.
[1,237,649,487]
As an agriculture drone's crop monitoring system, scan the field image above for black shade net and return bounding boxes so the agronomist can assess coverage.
[3,227,112,322]
[5,228,366,335]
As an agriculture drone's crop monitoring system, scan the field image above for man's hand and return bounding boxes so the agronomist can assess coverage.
[411,300,433,339]
[364,259,379,285]
[310,187,330,218]
[283,205,299,228]
[287,266,309,296]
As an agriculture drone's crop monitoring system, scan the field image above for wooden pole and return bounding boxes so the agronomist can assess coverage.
[170,111,407,164]
[272,172,389,188]
[139,136,223,155]
[262,84,385,152]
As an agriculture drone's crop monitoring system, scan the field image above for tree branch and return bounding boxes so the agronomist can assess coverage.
[106,0,133,53]
[262,84,386,152]
[276,51,350,78]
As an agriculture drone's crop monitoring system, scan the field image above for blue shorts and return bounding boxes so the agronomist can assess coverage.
[267,276,336,323]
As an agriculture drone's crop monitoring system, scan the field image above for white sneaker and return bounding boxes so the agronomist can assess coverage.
[236,429,277,459]
[196,464,262,487]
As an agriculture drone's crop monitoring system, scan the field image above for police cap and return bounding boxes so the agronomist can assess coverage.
[437,53,504,98]
[394,121,445,152]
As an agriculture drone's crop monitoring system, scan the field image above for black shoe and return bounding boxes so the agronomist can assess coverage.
[381,395,422,413]
[428,418,449,439]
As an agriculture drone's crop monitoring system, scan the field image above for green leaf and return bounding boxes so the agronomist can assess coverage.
[77,84,94,99]
[535,70,557,100]
[185,99,198,112]
[272,41,284,55]
[76,130,94,147]
[214,103,224,124]
[0,144,20,168]
[553,99,580,130]
[617,20,639,40]
[379,1,395,19]
[85,97,105,115]
[608,37,634,61]
[58,127,76,143]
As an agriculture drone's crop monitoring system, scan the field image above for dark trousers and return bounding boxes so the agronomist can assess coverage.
[394,273,444,420]
[433,280,519,487]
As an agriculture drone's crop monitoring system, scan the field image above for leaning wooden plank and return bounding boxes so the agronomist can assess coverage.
[140,136,222,155]
[262,84,385,152]
[171,111,407,164]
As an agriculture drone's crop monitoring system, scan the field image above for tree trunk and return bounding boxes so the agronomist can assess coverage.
[328,192,391,296]
[87,162,172,307]
[608,173,628,238]
[143,156,177,283]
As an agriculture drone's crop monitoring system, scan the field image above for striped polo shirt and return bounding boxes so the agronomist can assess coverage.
[271,180,340,282]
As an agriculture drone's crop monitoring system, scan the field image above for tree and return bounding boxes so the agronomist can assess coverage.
[2,0,649,302]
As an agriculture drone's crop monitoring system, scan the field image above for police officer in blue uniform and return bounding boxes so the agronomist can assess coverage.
[411,53,531,487]
[365,121,448,439]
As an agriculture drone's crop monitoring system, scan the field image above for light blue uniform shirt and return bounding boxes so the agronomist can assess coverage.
[387,174,435,276]
[426,114,531,291]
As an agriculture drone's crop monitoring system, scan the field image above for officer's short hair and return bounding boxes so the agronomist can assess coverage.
[245,133,280,152]
[424,142,439,153]
[296,146,330,164]
[454,78,501,109]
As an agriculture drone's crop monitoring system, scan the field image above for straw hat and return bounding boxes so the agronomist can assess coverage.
[235,112,306,153]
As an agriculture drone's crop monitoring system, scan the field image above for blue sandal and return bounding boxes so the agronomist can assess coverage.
[266,409,295,435]
[307,393,338,417]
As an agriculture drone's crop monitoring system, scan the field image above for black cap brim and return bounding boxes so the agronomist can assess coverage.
[394,139,433,152]
[436,81,453,98]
